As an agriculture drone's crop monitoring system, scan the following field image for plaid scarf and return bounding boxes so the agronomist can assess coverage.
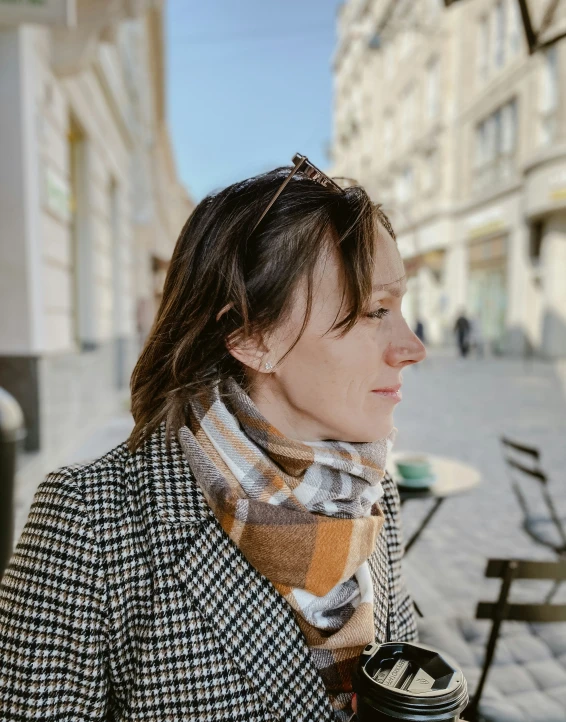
[178,378,395,720]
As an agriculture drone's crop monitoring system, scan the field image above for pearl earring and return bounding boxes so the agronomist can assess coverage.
[264,361,273,371]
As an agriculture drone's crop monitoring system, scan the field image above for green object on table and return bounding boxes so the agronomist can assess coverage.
[396,456,431,480]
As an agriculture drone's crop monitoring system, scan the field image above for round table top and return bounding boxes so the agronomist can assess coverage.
[386,451,482,500]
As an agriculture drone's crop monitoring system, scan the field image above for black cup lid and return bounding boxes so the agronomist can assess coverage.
[353,641,469,720]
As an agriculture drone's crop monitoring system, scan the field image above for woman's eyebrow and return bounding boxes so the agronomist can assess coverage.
[372,282,404,297]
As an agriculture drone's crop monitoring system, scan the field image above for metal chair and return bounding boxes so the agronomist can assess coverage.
[465,558,566,722]
[500,436,566,556]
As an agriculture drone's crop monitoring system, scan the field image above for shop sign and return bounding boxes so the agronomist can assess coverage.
[466,208,506,240]
[467,219,506,239]
[0,0,76,26]
[549,169,566,203]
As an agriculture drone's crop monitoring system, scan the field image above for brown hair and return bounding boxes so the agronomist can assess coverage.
[129,166,395,450]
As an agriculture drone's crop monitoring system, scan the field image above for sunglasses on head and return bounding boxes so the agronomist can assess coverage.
[251,153,345,235]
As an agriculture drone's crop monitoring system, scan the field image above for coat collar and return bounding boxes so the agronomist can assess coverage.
[129,424,391,720]
[134,422,214,524]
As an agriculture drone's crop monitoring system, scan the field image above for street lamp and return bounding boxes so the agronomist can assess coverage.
[444,0,566,54]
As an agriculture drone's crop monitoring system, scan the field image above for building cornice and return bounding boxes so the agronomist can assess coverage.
[50,0,146,77]
[452,180,523,216]
[522,144,566,175]
[454,56,530,124]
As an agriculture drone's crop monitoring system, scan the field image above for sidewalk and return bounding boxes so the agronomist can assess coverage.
[14,410,134,543]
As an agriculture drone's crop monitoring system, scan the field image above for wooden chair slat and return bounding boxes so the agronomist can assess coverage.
[477,602,566,623]
[485,558,566,580]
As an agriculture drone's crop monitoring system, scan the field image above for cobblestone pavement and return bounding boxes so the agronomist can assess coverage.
[396,349,566,618]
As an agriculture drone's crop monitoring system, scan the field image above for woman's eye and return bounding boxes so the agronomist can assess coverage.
[367,308,390,320]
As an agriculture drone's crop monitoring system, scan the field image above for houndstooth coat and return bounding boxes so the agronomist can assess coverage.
[0,424,417,721]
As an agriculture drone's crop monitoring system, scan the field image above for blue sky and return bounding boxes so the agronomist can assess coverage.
[165,0,343,202]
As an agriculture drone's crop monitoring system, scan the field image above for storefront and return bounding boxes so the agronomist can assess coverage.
[402,249,447,344]
[467,234,508,353]
[525,158,566,357]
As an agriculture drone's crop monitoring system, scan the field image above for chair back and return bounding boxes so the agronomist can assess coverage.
[467,558,566,719]
[500,436,566,551]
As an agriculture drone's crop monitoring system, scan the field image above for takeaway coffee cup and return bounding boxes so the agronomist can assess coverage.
[352,640,469,721]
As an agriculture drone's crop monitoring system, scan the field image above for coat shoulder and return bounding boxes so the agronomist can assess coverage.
[50,441,136,520]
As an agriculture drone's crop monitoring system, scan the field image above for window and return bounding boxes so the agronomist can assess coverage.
[529,220,545,265]
[409,87,416,139]
[401,85,415,145]
[494,0,506,68]
[501,99,517,156]
[426,57,440,120]
[493,107,503,158]
[423,148,439,195]
[384,42,394,81]
[474,98,518,191]
[475,114,497,169]
[384,111,394,161]
[477,15,490,82]
[396,165,414,206]
[350,118,359,139]
[509,0,521,57]
[475,121,487,169]
[540,46,559,145]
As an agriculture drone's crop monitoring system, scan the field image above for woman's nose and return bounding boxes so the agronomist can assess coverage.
[386,322,427,368]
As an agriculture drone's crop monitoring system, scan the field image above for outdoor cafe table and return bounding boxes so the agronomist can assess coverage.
[386,452,483,555]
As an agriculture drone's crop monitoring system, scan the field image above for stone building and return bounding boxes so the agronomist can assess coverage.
[0,0,192,464]
[332,0,566,357]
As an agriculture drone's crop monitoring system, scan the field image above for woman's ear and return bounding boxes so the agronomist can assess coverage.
[226,332,272,374]
[217,304,277,374]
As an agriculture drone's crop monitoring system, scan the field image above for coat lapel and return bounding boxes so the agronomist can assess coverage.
[370,472,402,643]
[368,527,390,642]
[135,425,334,722]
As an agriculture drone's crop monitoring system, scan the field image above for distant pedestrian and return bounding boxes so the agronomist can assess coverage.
[414,318,426,345]
[454,311,471,357]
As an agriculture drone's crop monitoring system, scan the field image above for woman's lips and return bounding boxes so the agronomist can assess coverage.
[371,385,402,402]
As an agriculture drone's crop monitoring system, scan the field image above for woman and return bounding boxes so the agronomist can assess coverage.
[0,155,425,721]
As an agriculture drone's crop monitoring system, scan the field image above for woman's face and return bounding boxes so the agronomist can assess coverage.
[240,224,426,442]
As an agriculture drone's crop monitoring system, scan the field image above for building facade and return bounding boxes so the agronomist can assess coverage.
[0,0,192,462]
[332,0,566,357]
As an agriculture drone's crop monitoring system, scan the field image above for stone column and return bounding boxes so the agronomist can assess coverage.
[541,211,566,358]
[444,238,467,344]
[0,27,43,450]
[505,220,531,356]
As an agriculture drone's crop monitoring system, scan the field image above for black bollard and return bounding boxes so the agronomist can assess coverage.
[0,387,25,579]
